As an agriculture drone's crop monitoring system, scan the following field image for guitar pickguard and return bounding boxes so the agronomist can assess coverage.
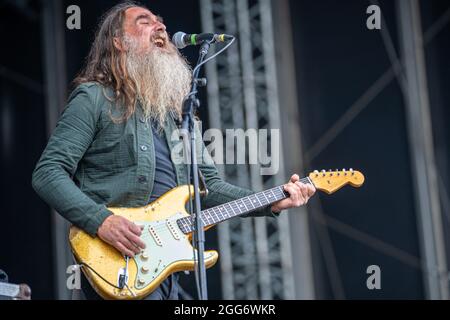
[133,213,214,290]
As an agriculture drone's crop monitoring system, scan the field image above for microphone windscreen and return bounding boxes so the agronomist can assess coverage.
[172,32,186,49]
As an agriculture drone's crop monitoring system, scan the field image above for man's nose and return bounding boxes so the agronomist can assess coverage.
[155,20,166,33]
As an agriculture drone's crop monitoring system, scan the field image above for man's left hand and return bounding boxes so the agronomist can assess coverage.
[271,174,316,214]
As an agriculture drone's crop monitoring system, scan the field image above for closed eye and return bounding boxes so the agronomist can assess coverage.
[135,14,151,25]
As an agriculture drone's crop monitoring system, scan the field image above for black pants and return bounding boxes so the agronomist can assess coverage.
[75,271,180,300]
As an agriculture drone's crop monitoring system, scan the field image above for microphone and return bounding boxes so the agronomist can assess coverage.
[172,31,234,49]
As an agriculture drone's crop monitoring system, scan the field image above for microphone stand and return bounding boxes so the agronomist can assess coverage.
[180,40,212,300]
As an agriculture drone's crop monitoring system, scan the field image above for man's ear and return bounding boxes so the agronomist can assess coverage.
[113,37,124,51]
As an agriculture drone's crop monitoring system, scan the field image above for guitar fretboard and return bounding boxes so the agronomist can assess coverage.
[176,177,312,234]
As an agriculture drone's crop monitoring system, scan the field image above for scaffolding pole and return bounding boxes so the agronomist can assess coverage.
[397,0,449,300]
[41,0,71,300]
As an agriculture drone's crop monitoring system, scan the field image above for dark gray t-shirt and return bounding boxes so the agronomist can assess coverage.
[149,121,177,202]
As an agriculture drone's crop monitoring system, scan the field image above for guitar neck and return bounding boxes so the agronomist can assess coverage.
[176,177,313,234]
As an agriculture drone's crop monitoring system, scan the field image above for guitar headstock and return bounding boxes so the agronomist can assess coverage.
[308,169,365,194]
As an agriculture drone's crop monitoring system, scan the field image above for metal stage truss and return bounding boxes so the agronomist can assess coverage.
[200,0,296,300]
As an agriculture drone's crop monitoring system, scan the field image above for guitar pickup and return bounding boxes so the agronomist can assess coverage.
[166,220,181,240]
[148,226,162,246]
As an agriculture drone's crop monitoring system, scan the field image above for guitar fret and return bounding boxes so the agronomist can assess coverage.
[254,194,264,207]
[265,190,272,202]
[226,203,236,217]
[180,218,186,229]
[221,205,230,219]
[202,211,208,224]
[215,206,222,221]
[232,201,242,214]
[204,210,211,224]
[246,198,253,209]
[235,201,242,214]
[243,197,254,210]
[228,202,236,215]
[178,180,314,234]
[261,191,270,205]
[252,195,262,208]
[270,189,277,201]
[208,210,215,224]
[181,218,190,233]
[215,206,222,218]
[255,193,263,206]
[213,205,227,221]
[272,188,286,200]
[190,216,207,231]
[215,206,223,222]
[219,206,226,221]
[210,207,218,224]
[278,186,288,198]
[238,199,247,212]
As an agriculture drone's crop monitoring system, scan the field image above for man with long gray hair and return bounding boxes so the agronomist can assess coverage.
[32,1,315,300]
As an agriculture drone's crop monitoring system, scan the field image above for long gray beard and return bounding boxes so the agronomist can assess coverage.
[125,40,192,129]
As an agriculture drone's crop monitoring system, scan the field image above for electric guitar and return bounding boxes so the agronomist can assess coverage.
[69,169,365,299]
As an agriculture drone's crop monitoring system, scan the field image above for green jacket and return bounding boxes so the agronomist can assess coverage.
[32,82,276,237]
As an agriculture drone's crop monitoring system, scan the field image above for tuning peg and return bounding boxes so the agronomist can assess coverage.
[350,168,354,175]
[342,168,347,176]
[321,169,326,177]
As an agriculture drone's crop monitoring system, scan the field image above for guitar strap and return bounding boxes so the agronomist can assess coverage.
[198,169,209,197]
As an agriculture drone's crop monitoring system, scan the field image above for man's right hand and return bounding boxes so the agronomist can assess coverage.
[97,215,146,257]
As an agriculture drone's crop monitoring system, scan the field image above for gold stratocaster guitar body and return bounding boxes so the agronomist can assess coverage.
[69,185,219,300]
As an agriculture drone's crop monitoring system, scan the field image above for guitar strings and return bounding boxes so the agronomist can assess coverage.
[137,187,291,236]
[136,177,312,238]
[137,177,311,235]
